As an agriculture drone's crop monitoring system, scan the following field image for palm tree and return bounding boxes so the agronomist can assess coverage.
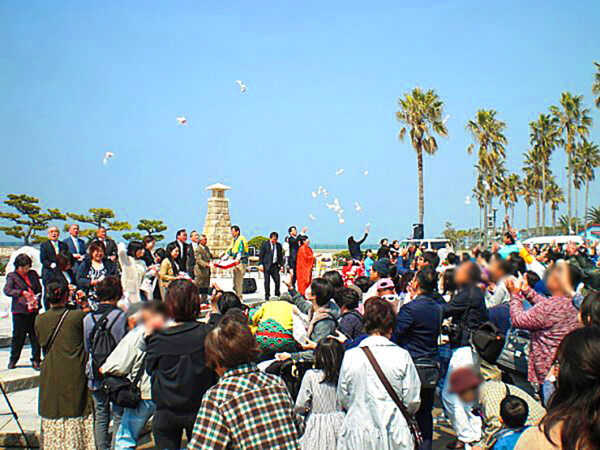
[529,114,560,234]
[520,177,535,235]
[574,141,600,235]
[499,173,521,225]
[586,205,600,224]
[523,149,543,233]
[472,177,486,242]
[558,215,581,235]
[546,179,564,229]
[396,88,448,225]
[550,93,593,231]
[466,110,508,244]
[593,61,600,109]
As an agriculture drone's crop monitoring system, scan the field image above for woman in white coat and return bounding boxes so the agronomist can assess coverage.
[117,241,149,306]
[337,297,421,450]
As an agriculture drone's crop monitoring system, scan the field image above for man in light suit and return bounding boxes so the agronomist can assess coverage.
[40,226,68,284]
[259,231,284,300]
[62,224,86,270]
[193,234,213,302]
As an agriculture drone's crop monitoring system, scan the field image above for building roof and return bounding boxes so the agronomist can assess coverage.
[205,182,231,191]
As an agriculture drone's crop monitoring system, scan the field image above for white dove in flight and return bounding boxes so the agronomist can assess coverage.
[355,201,363,212]
[236,80,247,93]
[309,214,316,221]
[442,114,450,125]
[102,152,114,166]
[363,170,369,176]
[176,116,187,125]
[335,168,345,176]
[465,196,472,205]
[338,214,345,224]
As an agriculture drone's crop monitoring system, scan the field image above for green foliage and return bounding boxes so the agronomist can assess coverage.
[0,260,6,276]
[67,208,131,241]
[442,222,481,249]
[0,194,66,245]
[332,250,352,264]
[248,236,268,250]
[558,215,581,234]
[122,232,144,242]
[586,206,600,224]
[136,219,167,242]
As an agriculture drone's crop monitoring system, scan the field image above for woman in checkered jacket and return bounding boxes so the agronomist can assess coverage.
[188,313,303,449]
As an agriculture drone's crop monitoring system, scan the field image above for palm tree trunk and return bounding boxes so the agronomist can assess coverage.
[542,168,546,235]
[575,188,579,235]
[511,204,515,226]
[584,180,590,238]
[535,193,540,234]
[479,206,483,244]
[483,199,489,247]
[567,147,572,232]
[417,146,424,225]
[552,208,556,228]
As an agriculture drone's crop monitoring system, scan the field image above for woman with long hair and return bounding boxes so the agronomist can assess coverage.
[158,242,180,299]
[517,327,600,449]
[117,240,149,304]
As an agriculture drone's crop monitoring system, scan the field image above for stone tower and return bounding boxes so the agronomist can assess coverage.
[202,183,232,255]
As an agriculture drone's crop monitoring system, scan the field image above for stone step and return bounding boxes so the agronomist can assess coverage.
[0,347,40,395]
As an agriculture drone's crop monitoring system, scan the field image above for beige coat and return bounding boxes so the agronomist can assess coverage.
[193,244,213,287]
[159,259,177,299]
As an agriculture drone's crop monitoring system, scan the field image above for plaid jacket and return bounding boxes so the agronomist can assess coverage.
[188,363,302,449]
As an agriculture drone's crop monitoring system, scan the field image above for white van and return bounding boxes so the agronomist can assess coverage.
[523,235,583,246]
[399,239,450,252]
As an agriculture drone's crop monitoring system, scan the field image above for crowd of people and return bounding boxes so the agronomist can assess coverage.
[2,221,600,449]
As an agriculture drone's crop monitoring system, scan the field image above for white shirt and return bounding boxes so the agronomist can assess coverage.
[271,242,278,264]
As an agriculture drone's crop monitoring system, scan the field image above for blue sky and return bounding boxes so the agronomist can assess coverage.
[1,1,599,244]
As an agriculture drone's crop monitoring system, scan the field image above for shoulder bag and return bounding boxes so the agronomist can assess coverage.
[101,356,146,409]
[43,309,70,356]
[362,346,423,448]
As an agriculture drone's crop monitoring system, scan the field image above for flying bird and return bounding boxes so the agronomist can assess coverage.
[311,192,317,198]
[236,80,247,93]
[363,170,369,176]
[338,214,345,224]
[442,114,450,125]
[465,196,471,205]
[355,201,363,212]
[102,152,114,166]
[309,214,316,221]
[176,116,187,125]
[335,168,345,176]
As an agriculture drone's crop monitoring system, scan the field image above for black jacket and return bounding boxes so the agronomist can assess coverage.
[376,245,390,260]
[443,286,488,348]
[40,240,68,280]
[259,240,283,271]
[348,233,368,261]
[145,321,217,413]
[394,293,445,362]
[288,235,301,263]
[169,241,190,273]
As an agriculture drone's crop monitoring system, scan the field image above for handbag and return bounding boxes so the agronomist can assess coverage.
[471,322,506,364]
[101,356,146,409]
[496,328,530,375]
[413,361,440,389]
[362,347,423,448]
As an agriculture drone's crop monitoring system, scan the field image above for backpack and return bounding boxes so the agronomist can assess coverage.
[90,307,123,379]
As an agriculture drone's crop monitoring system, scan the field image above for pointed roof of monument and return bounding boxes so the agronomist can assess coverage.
[205,182,231,191]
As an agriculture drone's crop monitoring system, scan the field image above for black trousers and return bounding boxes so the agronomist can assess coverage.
[153,409,197,450]
[11,313,41,364]
[415,387,435,450]
[264,264,281,299]
[290,256,297,287]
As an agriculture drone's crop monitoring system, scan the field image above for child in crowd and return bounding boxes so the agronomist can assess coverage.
[376,278,402,312]
[295,338,345,450]
[491,395,529,449]
[334,287,363,339]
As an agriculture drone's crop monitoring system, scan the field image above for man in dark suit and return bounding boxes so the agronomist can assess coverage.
[170,229,190,273]
[187,230,201,279]
[88,226,118,261]
[287,225,307,288]
[40,226,68,284]
[62,223,86,270]
[259,231,284,300]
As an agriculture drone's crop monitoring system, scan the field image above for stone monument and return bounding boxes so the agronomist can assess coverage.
[202,182,232,255]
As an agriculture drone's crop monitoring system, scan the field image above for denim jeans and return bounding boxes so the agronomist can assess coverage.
[115,400,155,449]
[92,389,124,450]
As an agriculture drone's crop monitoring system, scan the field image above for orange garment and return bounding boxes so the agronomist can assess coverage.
[296,244,315,296]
